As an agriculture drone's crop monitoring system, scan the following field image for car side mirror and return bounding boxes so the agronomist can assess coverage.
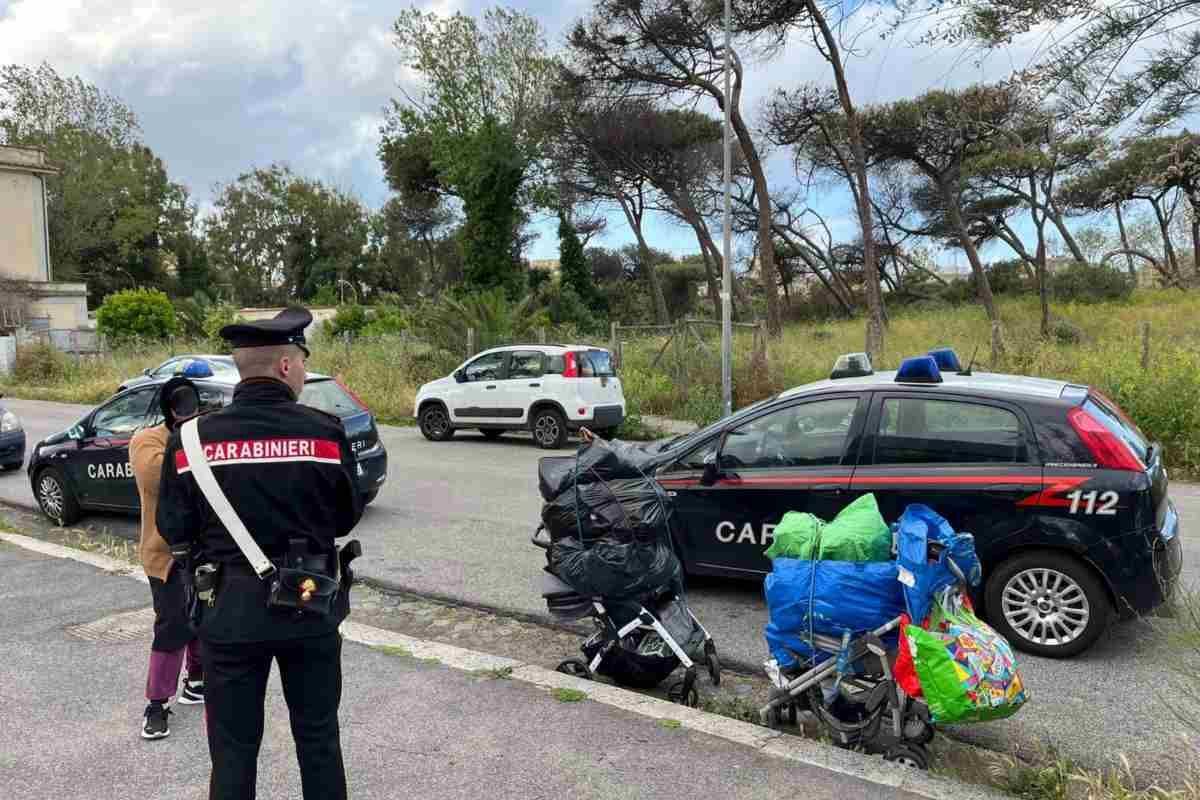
[143,368,152,376]
[454,369,466,383]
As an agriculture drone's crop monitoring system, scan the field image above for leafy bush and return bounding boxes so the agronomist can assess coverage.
[96,288,178,342]
[659,260,706,319]
[360,305,408,338]
[987,259,1032,295]
[542,283,599,334]
[1052,262,1133,303]
[324,304,369,339]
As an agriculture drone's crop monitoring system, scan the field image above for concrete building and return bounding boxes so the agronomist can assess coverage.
[0,145,90,333]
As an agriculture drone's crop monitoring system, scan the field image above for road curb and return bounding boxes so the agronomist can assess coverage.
[0,528,1007,800]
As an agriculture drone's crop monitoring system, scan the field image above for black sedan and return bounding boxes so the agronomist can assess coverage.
[0,394,25,471]
[638,350,1181,658]
[27,373,387,526]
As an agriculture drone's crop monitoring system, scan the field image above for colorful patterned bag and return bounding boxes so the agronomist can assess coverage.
[904,592,1029,724]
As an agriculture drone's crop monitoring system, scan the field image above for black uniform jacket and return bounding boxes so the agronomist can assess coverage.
[157,378,364,643]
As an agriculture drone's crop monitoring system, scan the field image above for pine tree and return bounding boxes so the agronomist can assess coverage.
[557,214,597,310]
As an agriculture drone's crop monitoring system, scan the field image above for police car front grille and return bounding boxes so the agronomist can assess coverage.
[65,607,155,643]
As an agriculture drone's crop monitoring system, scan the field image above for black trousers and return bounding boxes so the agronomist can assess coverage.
[201,632,346,800]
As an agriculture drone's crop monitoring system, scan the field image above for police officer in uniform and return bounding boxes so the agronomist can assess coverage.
[157,307,363,800]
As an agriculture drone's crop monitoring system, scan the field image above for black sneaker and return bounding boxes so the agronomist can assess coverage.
[178,679,205,705]
[142,702,171,740]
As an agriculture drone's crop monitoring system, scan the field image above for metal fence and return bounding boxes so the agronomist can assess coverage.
[17,327,104,354]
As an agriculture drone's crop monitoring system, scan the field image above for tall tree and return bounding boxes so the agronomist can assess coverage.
[557,214,599,311]
[566,0,784,334]
[907,0,1200,131]
[729,0,885,354]
[1061,137,1189,285]
[1,63,191,304]
[381,6,557,288]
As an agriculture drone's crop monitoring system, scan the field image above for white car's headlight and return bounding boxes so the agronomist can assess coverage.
[0,410,21,433]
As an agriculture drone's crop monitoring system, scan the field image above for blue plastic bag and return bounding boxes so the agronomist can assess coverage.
[764,558,907,668]
[895,504,982,623]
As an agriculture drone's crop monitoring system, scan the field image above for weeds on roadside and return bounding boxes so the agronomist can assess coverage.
[552,688,587,703]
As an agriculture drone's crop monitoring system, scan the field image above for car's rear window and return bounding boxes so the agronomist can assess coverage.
[300,380,364,417]
[1085,395,1149,463]
[584,350,615,377]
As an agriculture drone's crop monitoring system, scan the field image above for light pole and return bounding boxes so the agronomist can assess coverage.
[720,0,733,418]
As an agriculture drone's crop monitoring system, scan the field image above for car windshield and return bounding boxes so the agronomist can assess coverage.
[300,379,364,417]
[658,394,780,453]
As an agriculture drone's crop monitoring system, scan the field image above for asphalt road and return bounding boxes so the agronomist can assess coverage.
[1,543,940,800]
[2,397,1198,780]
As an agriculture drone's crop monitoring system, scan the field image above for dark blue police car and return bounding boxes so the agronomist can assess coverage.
[643,349,1181,658]
[27,363,387,528]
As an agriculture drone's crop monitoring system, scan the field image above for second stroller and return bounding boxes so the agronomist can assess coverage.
[534,435,721,705]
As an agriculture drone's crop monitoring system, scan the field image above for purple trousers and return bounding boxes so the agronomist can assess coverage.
[146,640,203,701]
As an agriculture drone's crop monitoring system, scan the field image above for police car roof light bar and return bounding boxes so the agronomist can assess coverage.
[830,352,873,380]
[895,356,942,384]
[926,348,963,373]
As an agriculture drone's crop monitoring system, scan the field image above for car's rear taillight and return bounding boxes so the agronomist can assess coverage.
[1068,406,1144,471]
[563,352,579,378]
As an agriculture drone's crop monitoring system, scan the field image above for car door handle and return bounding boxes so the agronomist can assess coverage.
[528,382,541,388]
[485,385,497,390]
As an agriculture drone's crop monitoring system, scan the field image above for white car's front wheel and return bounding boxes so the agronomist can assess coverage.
[419,403,455,442]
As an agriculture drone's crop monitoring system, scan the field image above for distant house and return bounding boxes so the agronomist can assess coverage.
[529,259,561,276]
[0,144,90,341]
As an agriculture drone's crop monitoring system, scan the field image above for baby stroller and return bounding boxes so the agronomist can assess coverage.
[533,436,721,706]
[533,525,720,706]
[756,506,984,770]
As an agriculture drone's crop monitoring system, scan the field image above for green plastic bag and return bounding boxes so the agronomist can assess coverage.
[906,594,1029,724]
[764,493,891,562]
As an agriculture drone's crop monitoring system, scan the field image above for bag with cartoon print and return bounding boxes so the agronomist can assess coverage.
[904,591,1029,724]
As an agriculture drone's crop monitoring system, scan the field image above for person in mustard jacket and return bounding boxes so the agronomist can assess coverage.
[131,376,206,739]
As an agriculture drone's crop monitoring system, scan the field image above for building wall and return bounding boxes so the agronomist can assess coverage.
[237,306,338,340]
[0,145,53,283]
[28,286,90,330]
[0,169,50,283]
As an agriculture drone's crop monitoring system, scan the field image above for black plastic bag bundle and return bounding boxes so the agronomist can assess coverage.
[538,439,660,501]
[549,535,682,599]
[541,477,673,546]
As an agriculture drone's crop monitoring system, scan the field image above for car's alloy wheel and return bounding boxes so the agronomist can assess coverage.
[36,468,80,525]
[38,474,65,520]
[532,410,565,449]
[985,549,1110,658]
[1001,567,1090,647]
[419,405,453,442]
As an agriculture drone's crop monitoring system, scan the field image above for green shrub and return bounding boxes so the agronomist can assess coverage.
[1052,263,1133,304]
[96,288,178,342]
[360,305,408,338]
[324,304,369,339]
[542,283,599,334]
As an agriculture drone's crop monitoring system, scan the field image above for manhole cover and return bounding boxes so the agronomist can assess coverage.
[65,607,155,643]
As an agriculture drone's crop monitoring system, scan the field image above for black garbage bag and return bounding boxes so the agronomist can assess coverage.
[549,535,682,599]
[538,439,661,501]
[541,477,674,546]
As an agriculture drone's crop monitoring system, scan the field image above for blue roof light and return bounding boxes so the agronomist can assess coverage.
[895,356,942,384]
[181,360,214,378]
[927,348,963,373]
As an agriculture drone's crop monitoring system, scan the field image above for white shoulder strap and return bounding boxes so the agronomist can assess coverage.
[180,417,275,578]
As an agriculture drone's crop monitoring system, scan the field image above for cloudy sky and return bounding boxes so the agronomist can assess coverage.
[0,0,1048,263]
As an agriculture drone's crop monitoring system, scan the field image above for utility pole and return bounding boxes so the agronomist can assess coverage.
[720,0,733,418]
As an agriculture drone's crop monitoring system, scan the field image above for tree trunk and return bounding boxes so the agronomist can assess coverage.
[1191,201,1200,280]
[1151,198,1181,278]
[804,0,883,357]
[1045,203,1086,263]
[1035,217,1050,339]
[616,197,669,323]
[1114,202,1137,281]
[940,179,1003,354]
[729,108,781,335]
[676,197,724,319]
